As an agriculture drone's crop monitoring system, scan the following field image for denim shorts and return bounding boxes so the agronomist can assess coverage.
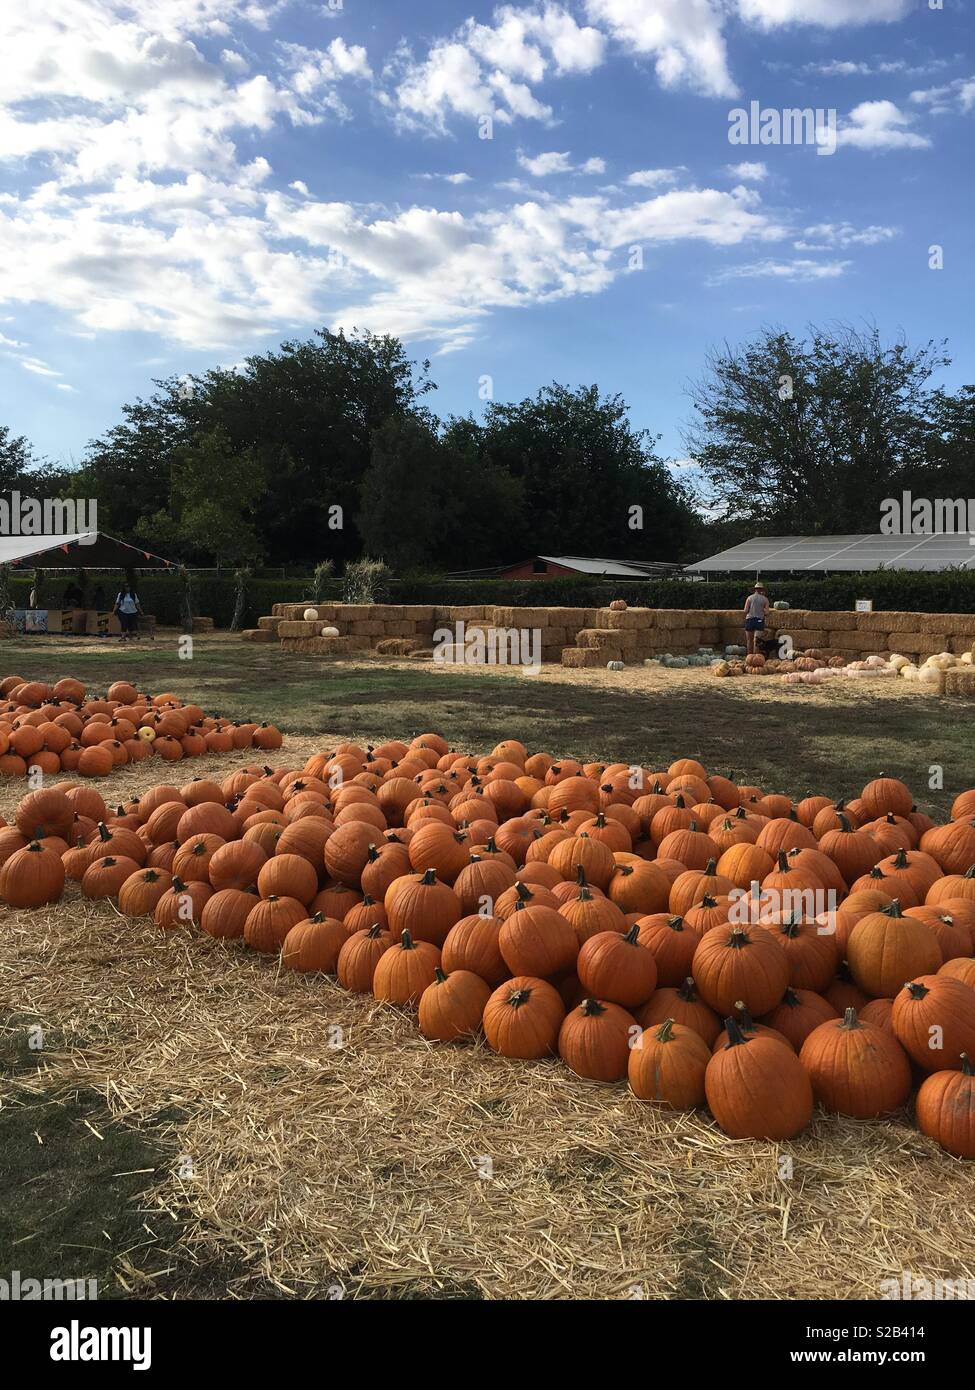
[744,617,765,632]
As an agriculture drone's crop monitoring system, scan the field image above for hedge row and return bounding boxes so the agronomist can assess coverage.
[13,568,975,625]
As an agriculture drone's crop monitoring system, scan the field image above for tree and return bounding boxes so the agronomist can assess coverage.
[458,384,695,562]
[134,426,264,565]
[685,325,949,534]
[77,328,434,566]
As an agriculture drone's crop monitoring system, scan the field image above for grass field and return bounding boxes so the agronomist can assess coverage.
[1,635,973,1300]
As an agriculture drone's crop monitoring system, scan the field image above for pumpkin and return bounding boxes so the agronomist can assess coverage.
[890,976,975,1072]
[799,1008,911,1118]
[0,840,65,907]
[558,997,635,1081]
[926,864,975,907]
[606,861,671,916]
[548,832,615,890]
[692,923,790,1017]
[281,914,347,972]
[372,929,441,1007]
[705,1018,813,1139]
[385,868,462,947]
[200,887,259,939]
[818,816,882,886]
[903,906,971,962]
[117,867,174,916]
[760,987,839,1050]
[172,833,225,884]
[577,924,658,1007]
[360,841,411,900]
[324,820,380,887]
[920,818,975,875]
[915,1054,975,1158]
[242,894,306,952]
[496,879,560,919]
[15,787,73,841]
[82,854,140,899]
[847,901,943,998]
[636,914,700,987]
[154,877,213,930]
[418,968,491,1041]
[558,883,628,945]
[669,859,735,918]
[499,899,578,977]
[637,976,721,1047]
[860,776,913,820]
[208,840,267,892]
[453,854,517,916]
[628,1017,710,1108]
[483,977,565,1059]
[715,842,774,892]
[256,852,318,906]
[873,847,943,902]
[441,913,508,987]
[764,912,839,992]
[337,923,392,992]
[939,957,975,990]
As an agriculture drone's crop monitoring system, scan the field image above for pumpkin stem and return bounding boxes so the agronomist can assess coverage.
[733,1000,756,1031]
[434,967,448,983]
[575,864,588,888]
[507,987,532,1008]
[674,794,686,808]
[515,881,533,902]
[961,1053,974,1076]
[836,812,853,833]
[655,1018,676,1042]
[677,977,698,1002]
[722,1017,750,1048]
[699,892,718,908]
[726,927,751,950]
[703,857,717,874]
[366,923,384,939]
[97,821,112,842]
[905,980,930,1000]
[883,899,904,919]
[581,998,607,1016]
[893,848,909,868]
[840,1007,863,1029]
[420,868,438,885]
[776,851,790,871]
[781,987,801,1007]
[484,836,501,854]
[623,923,640,945]
[172,877,189,892]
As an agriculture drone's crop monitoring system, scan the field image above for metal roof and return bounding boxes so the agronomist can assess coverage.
[537,555,679,577]
[685,533,975,574]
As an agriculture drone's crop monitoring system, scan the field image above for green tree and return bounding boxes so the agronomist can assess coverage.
[135,427,264,565]
[685,326,948,534]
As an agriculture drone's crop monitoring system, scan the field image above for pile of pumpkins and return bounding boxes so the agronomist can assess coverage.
[0,676,282,778]
[892,650,973,690]
[2,743,975,1158]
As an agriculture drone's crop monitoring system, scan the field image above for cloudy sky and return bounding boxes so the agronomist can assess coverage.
[1,0,971,465]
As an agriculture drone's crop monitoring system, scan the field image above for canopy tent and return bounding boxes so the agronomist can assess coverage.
[0,532,176,570]
[685,533,975,574]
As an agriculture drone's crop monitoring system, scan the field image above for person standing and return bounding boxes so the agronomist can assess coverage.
[114,582,143,642]
[743,581,769,655]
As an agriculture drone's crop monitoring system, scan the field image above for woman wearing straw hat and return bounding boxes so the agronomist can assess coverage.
[743,582,770,656]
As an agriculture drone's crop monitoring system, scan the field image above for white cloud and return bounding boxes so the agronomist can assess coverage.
[56,383,78,392]
[726,161,768,181]
[518,150,573,176]
[839,100,931,150]
[625,168,684,188]
[416,172,473,185]
[290,180,310,196]
[712,257,852,283]
[794,221,897,250]
[579,157,606,175]
[586,0,737,98]
[387,6,604,132]
[736,0,911,27]
[910,76,975,116]
[21,357,61,377]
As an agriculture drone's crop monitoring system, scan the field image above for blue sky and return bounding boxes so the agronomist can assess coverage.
[1,0,972,469]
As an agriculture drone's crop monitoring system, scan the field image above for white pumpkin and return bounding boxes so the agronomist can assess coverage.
[321,625,340,638]
[303,607,319,621]
[889,653,909,671]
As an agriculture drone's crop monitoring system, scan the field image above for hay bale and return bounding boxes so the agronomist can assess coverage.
[562,646,619,667]
[939,613,975,636]
[382,621,418,638]
[605,608,655,630]
[278,620,321,638]
[878,612,921,633]
[577,628,625,650]
[945,669,975,697]
[257,615,282,631]
[372,642,417,658]
[818,612,858,631]
[948,635,975,655]
[785,628,828,649]
[241,628,274,643]
[279,635,357,655]
[894,630,945,653]
[401,605,436,621]
[349,619,386,637]
[408,647,434,659]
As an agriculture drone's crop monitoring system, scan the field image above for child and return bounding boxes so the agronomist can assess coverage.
[743,582,769,655]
